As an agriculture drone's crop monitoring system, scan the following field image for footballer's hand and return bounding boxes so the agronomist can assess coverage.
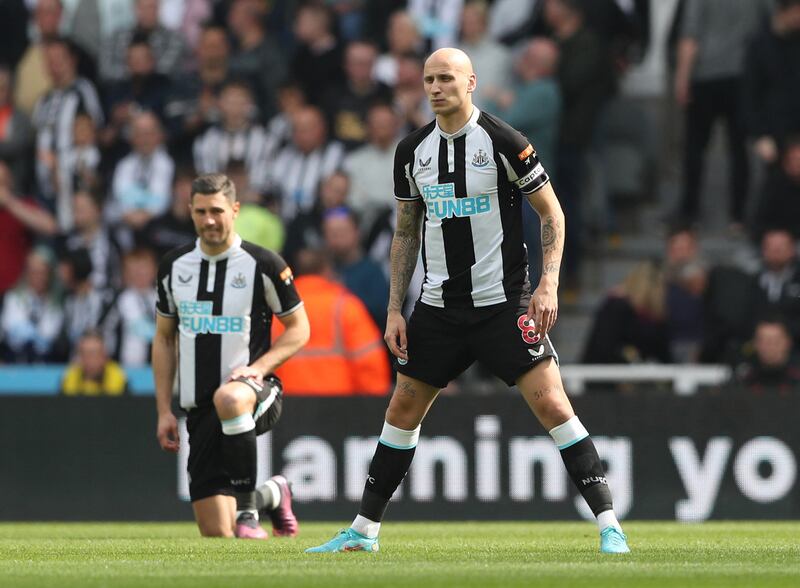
[384,310,408,362]
[157,412,180,453]
[228,365,264,386]
[529,281,558,336]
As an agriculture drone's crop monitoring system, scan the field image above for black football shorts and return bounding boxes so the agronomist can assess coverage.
[396,295,558,388]
[185,375,283,502]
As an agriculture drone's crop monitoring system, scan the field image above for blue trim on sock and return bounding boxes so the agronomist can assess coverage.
[378,438,417,450]
[557,434,589,450]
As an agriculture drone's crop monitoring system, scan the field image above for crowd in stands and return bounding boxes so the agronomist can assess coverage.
[0,0,798,395]
[582,226,800,393]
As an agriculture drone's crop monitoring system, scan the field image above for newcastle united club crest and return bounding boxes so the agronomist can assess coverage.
[472,149,490,168]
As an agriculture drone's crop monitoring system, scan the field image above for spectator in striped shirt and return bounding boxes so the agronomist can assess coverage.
[105,247,158,366]
[54,112,101,232]
[54,247,118,361]
[61,190,127,292]
[193,80,272,194]
[268,106,344,222]
[33,37,103,207]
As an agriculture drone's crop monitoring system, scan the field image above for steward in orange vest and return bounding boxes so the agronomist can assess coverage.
[272,251,390,395]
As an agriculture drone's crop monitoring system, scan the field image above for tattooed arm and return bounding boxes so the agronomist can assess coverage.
[526,181,565,335]
[388,199,425,311]
[384,199,425,359]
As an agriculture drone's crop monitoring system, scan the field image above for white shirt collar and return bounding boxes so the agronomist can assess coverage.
[436,107,481,140]
[197,234,242,261]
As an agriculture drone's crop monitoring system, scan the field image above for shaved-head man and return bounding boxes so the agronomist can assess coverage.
[308,48,630,555]
[423,48,476,122]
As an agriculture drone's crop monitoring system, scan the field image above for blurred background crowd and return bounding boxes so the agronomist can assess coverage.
[0,0,799,395]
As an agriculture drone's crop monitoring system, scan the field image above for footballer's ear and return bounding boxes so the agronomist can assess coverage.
[467,72,477,93]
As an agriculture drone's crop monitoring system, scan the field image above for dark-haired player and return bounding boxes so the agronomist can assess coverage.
[153,173,310,539]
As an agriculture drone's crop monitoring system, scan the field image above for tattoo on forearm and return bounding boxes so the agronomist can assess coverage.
[543,261,561,275]
[389,234,419,310]
[388,202,423,312]
[541,215,560,254]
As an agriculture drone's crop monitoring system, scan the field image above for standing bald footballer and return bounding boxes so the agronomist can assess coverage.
[307,49,630,554]
[154,173,310,539]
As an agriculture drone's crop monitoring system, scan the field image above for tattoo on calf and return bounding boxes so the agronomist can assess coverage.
[533,387,559,401]
[398,382,416,398]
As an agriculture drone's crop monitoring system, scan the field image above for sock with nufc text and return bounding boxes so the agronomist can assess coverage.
[221,413,258,515]
[549,416,619,531]
[351,422,420,539]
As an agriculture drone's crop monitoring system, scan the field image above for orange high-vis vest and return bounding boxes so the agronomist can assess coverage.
[272,275,391,395]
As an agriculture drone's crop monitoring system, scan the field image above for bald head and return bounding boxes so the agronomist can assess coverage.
[425,48,474,76]
[423,48,477,124]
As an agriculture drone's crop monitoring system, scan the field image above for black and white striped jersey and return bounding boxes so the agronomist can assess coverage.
[155,235,303,410]
[394,107,550,309]
[33,78,104,198]
[192,125,275,192]
[268,141,345,220]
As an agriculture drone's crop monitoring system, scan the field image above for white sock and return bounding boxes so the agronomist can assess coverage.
[548,415,589,449]
[379,421,420,448]
[236,509,258,520]
[597,510,621,532]
[220,413,256,435]
[262,480,281,510]
[351,514,381,538]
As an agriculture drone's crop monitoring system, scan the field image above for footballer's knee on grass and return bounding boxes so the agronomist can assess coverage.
[193,496,236,538]
[384,375,439,430]
[213,381,257,420]
[516,358,575,430]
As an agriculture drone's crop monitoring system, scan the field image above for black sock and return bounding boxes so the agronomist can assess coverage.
[560,437,613,516]
[221,426,258,512]
[359,442,416,522]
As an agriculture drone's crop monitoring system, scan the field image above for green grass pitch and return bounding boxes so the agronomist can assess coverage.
[1,522,798,588]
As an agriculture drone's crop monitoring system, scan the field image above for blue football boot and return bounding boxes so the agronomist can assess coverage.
[600,526,630,554]
[305,528,379,553]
